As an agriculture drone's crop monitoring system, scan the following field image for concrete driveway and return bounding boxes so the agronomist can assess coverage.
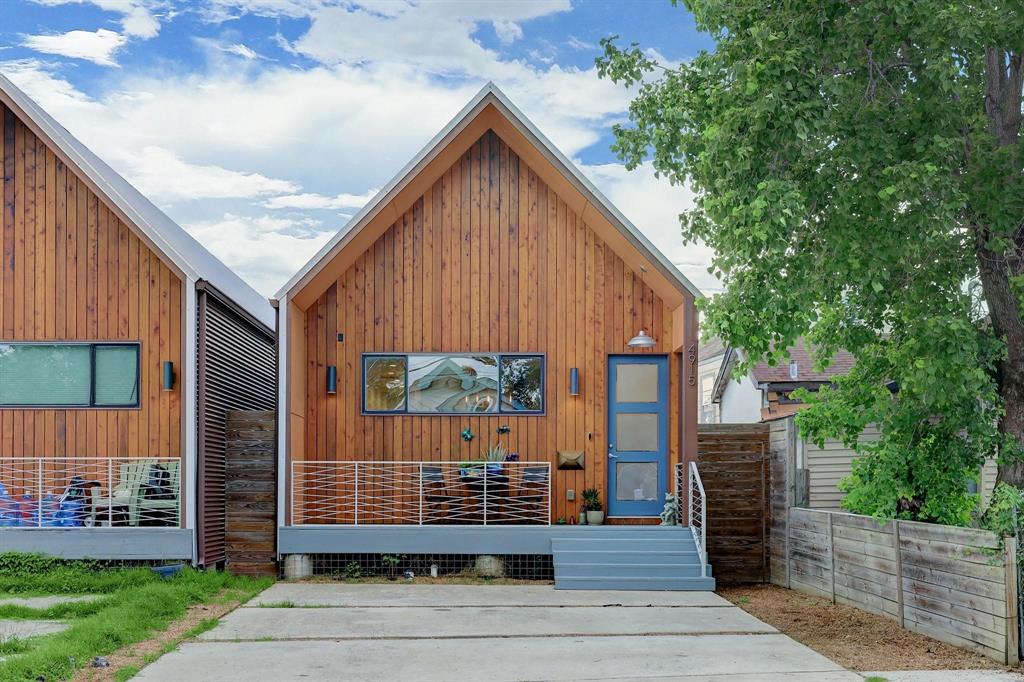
[134,583,860,681]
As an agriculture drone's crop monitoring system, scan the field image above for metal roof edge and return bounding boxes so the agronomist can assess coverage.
[0,71,275,329]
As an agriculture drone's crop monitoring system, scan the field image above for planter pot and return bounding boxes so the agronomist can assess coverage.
[578,511,587,525]
[586,511,605,526]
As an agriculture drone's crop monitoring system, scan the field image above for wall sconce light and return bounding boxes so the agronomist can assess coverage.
[326,365,337,394]
[569,368,580,396]
[626,329,657,349]
[162,361,175,391]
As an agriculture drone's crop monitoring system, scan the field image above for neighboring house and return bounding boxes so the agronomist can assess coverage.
[0,74,276,565]
[712,339,855,423]
[274,83,713,590]
[698,336,725,423]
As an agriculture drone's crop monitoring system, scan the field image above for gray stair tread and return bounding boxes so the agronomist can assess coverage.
[550,528,712,592]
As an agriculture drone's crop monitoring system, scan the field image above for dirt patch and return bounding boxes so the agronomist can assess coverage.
[71,592,243,682]
[720,584,1013,672]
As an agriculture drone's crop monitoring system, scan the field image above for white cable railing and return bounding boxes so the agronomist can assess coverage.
[676,461,708,577]
[0,457,181,528]
[291,461,551,526]
[688,461,707,577]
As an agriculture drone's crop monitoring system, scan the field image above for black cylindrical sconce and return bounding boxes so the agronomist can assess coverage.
[569,367,579,396]
[326,365,338,394]
[162,361,175,391]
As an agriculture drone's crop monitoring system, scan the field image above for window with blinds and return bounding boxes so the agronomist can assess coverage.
[0,343,140,407]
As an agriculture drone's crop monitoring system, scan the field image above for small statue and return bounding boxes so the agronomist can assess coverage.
[659,492,679,526]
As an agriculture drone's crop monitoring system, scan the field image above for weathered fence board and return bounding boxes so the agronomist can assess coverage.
[225,410,277,577]
[775,506,1018,664]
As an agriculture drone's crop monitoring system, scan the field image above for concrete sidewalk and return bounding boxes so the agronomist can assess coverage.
[134,583,862,681]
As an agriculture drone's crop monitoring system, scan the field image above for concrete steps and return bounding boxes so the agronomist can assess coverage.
[552,526,715,591]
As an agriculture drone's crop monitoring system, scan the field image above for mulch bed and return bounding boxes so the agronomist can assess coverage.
[719,584,1014,672]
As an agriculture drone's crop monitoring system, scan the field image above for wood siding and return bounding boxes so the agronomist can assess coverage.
[297,129,684,523]
[0,102,183,459]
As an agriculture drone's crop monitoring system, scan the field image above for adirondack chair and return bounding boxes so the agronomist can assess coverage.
[138,461,180,526]
[90,461,152,526]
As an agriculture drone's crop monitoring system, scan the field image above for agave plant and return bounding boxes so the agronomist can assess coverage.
[482,442,507,462]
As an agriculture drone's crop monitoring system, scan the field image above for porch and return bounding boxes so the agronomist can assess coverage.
[282,460,712,589]
[0,457,192,560]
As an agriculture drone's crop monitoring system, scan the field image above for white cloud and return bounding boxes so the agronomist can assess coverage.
[493,20,523,44]
[114,146,300,203]
[264,189,379,211]
[582,161,719,295]
[30,0,162,39]
[22,28,127,67]
[293,1,570,75]
[567,35,595,51]
[185,214,334,295]
[224,43,261,60]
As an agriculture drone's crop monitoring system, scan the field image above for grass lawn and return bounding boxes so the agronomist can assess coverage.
[0,553,272,681]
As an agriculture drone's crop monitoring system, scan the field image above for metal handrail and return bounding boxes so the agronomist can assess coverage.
[688,461,708,577]
[291,460,552,526]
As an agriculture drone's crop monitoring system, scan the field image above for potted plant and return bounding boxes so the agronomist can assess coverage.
[582,488,604,525]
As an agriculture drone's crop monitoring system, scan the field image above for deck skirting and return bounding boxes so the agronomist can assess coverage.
[278,524,686,556]
[0,528,194,560]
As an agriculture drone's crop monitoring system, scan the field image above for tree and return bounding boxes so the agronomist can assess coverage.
[598,1,1024,524]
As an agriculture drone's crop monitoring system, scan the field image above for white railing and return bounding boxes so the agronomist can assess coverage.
[291,461,551,526]
[676,461,708,577]
[0,457,181,528]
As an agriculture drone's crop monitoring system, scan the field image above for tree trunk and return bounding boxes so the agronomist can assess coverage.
[981,47,1024,487]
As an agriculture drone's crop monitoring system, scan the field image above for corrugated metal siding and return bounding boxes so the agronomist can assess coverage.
[197,290,275,567]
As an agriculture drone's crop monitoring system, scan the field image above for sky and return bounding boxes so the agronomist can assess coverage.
[0,0,719,298]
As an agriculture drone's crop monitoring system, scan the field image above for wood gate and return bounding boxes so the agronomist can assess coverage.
[224,410,277,577]
[697,423,771,584]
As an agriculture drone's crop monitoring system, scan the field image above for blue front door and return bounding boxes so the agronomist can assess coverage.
[607,355,669,517]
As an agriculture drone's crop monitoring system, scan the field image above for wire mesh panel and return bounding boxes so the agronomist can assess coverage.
[301,553,555,580]
[0,458,181,528]
[291,461,551,525]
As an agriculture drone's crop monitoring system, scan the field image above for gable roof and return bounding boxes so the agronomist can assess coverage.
[711,338,855,403]
[699,335,726,362]
[276,82,701,306]
[0,72,274,330]
[750,338,855,384]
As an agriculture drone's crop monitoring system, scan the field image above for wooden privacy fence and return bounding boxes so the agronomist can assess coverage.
[776,507,1019,664]
[224,410,277,577]
[697,423,770,584]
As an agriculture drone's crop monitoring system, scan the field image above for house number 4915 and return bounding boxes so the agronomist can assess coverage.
[687,344,697,386]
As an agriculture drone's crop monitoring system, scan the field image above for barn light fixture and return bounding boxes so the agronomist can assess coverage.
[162,361,175,391]
[326,365,337,394]
[569,367,580,396]
[626,329,657,349]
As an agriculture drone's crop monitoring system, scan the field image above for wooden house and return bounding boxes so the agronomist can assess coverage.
[0,73,276,565]
[275,84,712,589]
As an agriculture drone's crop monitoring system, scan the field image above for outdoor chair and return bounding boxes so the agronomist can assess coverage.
[138,461,180,526]
[421,465,463,524]
[90,460,179,527]
[506,466,549,524]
